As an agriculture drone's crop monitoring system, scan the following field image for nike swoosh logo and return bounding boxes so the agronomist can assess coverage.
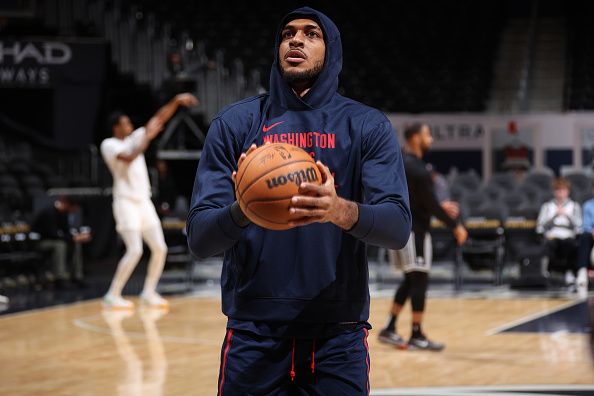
[262,121,284,133]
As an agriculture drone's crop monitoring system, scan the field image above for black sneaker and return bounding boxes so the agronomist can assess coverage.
[378,329,407,349]
[408,334,445,351]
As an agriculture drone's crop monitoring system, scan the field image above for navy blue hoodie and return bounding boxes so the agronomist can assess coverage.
[187,7,411,332]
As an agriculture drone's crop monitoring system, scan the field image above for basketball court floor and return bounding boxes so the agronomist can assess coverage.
[1,271,593,396]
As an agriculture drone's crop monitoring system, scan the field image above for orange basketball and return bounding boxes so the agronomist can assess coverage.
[235,143,322,230]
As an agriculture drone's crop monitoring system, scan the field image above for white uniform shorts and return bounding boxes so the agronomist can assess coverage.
[390,231,433,273]
[112,197,161,232]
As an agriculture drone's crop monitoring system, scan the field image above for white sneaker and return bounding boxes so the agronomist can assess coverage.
[102,294,134,310]
[139,292,169,309]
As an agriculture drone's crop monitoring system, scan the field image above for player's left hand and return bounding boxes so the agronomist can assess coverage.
[288,161,355,229]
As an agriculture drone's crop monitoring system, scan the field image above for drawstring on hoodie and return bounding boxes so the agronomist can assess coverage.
[311,338,316,374]
[290,337,296,382]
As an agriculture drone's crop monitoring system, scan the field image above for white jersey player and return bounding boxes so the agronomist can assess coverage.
[100,93,199,309]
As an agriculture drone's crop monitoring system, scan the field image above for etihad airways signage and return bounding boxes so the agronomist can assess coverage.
[0,39,106,87]
[0,41,72,64]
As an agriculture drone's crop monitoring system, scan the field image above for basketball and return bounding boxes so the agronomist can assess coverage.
[235,143,322,230]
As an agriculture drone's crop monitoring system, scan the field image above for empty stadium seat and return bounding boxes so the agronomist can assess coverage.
[488,172,519,191]
[516,183,541,204]
[504,206,541,267]
[565,171,592,196]
[483,185,507,202]
[523,171,554,192]
[502,191,527,212]
[460,204,507,287]
[451,170,482,192]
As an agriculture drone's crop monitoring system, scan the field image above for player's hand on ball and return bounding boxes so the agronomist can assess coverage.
[231,143,269,187]
[232,143,257,188]
[288,161,352,229]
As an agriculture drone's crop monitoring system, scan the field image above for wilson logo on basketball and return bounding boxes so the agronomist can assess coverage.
[265,167,319,189]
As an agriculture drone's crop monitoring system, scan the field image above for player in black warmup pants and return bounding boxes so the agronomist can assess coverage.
[379,123,468,351]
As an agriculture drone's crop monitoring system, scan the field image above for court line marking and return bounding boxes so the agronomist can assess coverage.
[0,298,101,319]
[485,297,587,336]
[371,384,594,396]
[72,316,221,346]
[71,295,222,346]
[0,292,216,320]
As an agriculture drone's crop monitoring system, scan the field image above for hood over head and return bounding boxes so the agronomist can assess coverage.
[270,7,342,110]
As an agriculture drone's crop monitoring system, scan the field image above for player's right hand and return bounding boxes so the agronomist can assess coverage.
[231,142,269,188]
[232,143,257,189]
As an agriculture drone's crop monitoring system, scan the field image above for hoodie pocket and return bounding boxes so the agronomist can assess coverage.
[235,225,340,300]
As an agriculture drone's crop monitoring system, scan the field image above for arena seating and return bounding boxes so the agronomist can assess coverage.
[0,125,103,291]
[438,167,593,286]
[565,1,594,109]
[8,0,594,114]
[105,0,504,113]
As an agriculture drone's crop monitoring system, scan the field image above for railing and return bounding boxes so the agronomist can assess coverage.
[86,0,263,122]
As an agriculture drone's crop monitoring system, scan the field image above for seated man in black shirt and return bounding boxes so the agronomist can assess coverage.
[32,196,92,288]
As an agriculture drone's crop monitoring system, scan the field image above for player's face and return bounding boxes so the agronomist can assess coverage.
[419,125,434,153]
[279,19,325,85]
[115,115,134,137]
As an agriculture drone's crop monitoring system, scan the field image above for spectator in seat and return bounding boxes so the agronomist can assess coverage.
[32,196,92,288]
[536,178,582,292]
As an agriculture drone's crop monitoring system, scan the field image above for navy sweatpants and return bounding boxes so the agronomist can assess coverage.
[217,328,371,395]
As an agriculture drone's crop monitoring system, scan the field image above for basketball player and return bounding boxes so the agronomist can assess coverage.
[101,93,198,309]
[378,123,467,351]
[187,7,411,394]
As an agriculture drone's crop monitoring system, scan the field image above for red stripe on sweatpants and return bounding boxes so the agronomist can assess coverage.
[219,329,234,396]
[363,328,370,396]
